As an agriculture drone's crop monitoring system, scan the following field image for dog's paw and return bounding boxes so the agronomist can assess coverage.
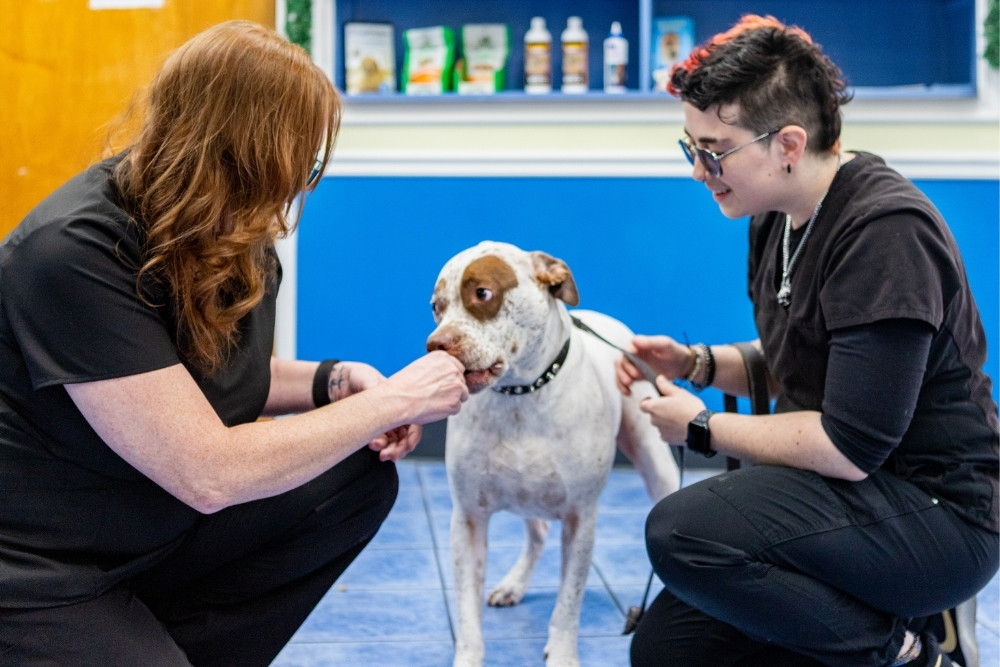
[452,645,485,667]
[487,583,527,607]
[543,643,580,667]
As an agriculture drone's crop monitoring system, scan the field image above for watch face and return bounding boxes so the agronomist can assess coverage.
[686,423,708,453]
[686,410,716,457]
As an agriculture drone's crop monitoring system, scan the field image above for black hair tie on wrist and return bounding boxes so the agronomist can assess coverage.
[312,359,339,408]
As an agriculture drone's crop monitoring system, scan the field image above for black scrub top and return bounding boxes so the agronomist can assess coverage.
[0,156,278,607]
[748,151,998,533]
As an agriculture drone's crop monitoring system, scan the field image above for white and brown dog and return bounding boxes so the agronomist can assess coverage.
[426,241,680,667]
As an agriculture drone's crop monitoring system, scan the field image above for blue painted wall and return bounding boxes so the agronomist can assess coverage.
[296,176,999,410]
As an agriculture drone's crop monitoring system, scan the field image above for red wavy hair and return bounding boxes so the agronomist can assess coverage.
[113,21,341,374]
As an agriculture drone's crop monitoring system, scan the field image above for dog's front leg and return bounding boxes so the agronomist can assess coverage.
[544,510,596,667]
[451,507,489,667]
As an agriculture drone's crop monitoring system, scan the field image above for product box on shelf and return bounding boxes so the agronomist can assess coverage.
[402,26,455,95]
[453,23,509,95]
[651,16,694,93]
[343,22,396,95]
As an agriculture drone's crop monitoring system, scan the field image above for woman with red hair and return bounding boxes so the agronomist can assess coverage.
[0,21,468,664]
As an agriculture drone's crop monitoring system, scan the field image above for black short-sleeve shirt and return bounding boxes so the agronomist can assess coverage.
[0,156,278,607]
[748,152,998,532]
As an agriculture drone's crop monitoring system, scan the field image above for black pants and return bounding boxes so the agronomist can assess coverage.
[0,447,398,666]
[630,465,998,667]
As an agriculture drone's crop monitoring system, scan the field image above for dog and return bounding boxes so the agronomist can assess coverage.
[425,241,681,667]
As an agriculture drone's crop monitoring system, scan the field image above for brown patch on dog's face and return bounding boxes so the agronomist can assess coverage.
[460,255,519,322]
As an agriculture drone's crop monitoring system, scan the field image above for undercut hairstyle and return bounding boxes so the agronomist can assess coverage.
[668,14,852,153]
[112,21,341,374]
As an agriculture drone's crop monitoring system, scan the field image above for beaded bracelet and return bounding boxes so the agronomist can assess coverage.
[684,345,703,385]
[691,343,715,392]
[312,359,340,408]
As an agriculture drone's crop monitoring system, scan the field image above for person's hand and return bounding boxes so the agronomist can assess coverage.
[369,424,422,462]
[365,351,468,461]
[616,335,694,395]
[387,350,469,424]
[367,351,467,460]
[639,376,706,445]
[327,361,386,401]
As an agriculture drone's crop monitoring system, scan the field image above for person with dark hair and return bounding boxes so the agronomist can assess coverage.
[0,20,468,665]
[617,14,998,667]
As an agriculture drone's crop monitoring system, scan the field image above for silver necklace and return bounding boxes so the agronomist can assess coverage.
[777,201,823,307]
[777,158,842,308]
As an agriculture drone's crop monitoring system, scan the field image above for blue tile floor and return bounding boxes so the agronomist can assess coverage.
[272,460,1000,666]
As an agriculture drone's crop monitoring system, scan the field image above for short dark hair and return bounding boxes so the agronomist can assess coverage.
[668,15,852,153]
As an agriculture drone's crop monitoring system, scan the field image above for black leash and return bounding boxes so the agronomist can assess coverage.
[569,316,662,391]
[569,315,682,634]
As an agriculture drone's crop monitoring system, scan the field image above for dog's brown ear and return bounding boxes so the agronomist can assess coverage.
[530,251,580,306]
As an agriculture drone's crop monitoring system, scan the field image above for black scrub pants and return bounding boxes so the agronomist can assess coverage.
[0,447,397,666]
[630,465,998,667]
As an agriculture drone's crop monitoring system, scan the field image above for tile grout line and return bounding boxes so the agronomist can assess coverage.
[416,461,458,645]
[590,560,630,620]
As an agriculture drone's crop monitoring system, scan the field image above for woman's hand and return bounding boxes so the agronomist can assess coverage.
[327,361,387,402]
[368,424,422,462]
[366,351,468,461]
[616,335,694,395]
[386,351,469,424]
[639,376,706,445]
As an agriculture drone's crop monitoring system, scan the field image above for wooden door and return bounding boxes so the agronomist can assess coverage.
[1,0,275,237]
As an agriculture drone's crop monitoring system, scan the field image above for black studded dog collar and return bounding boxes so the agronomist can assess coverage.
[492,338,570,395]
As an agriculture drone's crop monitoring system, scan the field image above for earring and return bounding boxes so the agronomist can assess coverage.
[786,164,792,174]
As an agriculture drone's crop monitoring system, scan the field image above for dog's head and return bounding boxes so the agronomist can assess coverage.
[426,241,579,394]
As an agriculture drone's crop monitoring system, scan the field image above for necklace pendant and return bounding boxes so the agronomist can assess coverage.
[777,283,792,307]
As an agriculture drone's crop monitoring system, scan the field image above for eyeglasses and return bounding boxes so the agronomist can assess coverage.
[679,129,780,178]
[306,155,324,187]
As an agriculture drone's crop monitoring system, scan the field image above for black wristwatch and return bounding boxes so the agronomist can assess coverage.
[686,409,717,458]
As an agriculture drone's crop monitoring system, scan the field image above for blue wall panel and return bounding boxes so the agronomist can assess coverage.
[297,176,999,409]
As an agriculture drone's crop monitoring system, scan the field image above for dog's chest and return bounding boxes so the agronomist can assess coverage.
[448,432,614,517]
[446,375,618,515]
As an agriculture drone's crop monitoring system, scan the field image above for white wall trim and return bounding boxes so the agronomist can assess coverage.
[324,149,1000,180]
[335,93,1000,128]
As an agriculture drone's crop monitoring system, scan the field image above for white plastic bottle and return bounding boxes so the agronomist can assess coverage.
[603,21,628,94]
[561,16,588,94]
[524,16,552,94]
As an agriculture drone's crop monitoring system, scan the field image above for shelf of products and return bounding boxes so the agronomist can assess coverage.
[321,0,978,101]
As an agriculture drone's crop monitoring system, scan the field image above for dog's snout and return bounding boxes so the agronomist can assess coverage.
[427,328,460,354]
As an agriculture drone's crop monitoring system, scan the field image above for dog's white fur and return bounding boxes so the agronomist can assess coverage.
[426,241,681,667]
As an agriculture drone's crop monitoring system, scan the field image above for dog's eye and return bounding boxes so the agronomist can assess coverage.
[476,287,493,301]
